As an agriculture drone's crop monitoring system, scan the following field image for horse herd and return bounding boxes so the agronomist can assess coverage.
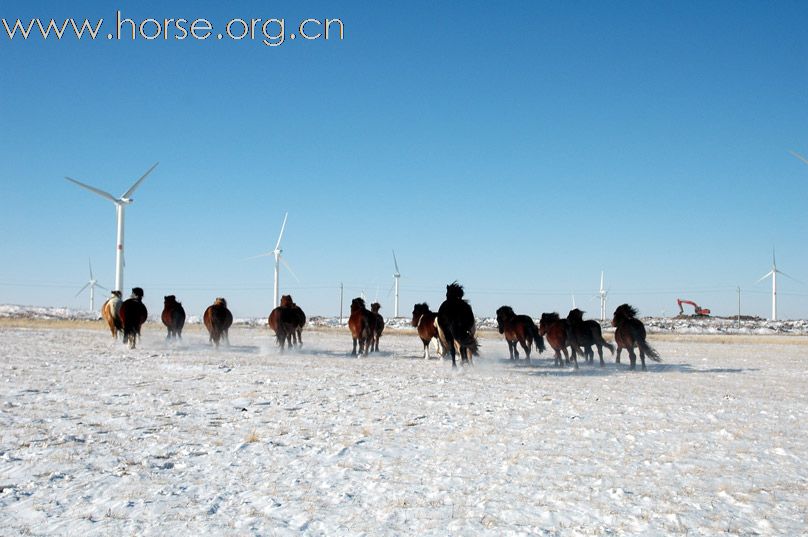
[100,282,660,370]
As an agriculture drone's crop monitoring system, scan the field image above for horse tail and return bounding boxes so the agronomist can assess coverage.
[632,325,660,362]
[530,321,545,353]
[454,328,479,356]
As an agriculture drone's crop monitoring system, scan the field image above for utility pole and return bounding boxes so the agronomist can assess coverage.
[737,286,741,328]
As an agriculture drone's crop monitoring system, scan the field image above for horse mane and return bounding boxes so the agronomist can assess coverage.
[413,302,430,312]
[496,305,515,317]
[214,297,228,308]
[131,287,144,299]
[446,281,465,300]
[614,304,637,319]
[568,308,584,321]
[541,312,560,321]
[370,302,381,312]
[111,290,122,299]
[351,297,366,310]
[280,295,294,307]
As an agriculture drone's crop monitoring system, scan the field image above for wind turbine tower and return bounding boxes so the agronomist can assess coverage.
[65,163,158,293]
[392,250,401,318]
[599,271,608,322]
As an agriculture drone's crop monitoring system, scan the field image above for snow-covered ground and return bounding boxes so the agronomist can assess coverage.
[1,321,807,535]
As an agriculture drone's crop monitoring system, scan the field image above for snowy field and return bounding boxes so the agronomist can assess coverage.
[1,321,807,536]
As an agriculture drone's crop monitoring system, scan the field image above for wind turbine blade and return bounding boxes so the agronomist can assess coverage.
[776,269,803,285]
[65,177,118,203]
[89,258,94,279]
[122,162,159,199]
[243,252,274,261]
[96,283,109,291]
[392,250,400,274]
[789,150,808,166]
[756,271,773,284]
[280,256,300,283]
[274,212,288,252]
[386,280,396,298]
[75,283,89,297]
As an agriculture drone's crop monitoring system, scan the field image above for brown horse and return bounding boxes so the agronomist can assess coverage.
[496,306,545,362]
[411,303,444,360]
[119,287,148,349]
[436,282,479,368]
[612,304,660,370]
[539,312,578,369]
[268,295,304,351]
[161,295,186,340]
[370,302,384,352]
[204,297,233,348]
[348,297,376,356]
[101,290,122,339]
[566,308,614,366]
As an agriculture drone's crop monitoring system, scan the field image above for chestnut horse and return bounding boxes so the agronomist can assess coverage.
[539,312,578,369]
[268,295,304,351]
[370,302,384,352]
[411,303,444,360]
[119,287,148,349]
[204,297,233,348]
[566,308,614,366]
[101,290,122,339]
[161,295,186,340]
[436,282,479,368]
[348,297,376,356]
[612,304,660,370]
[495,306,545,362]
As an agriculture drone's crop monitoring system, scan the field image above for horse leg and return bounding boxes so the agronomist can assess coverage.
[422,338,430,360]
[628,346,637,370]
[351,338,357,356]
[615,347,622,364]
[596,344,604,367]
[639,345,647,371]
[518,336,530,363]
[554,348,561,367]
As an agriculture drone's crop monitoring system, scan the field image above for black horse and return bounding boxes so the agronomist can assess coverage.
[119,287,148,349]
[612,304,660,370]
[437,282,479,368]
[566,308,614,366]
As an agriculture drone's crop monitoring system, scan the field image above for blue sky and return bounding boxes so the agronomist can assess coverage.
[1,1,807,319]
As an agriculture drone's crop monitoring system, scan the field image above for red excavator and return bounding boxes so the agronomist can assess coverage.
[677,299,711,317]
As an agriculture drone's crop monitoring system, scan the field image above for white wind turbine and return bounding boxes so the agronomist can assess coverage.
[598,271,608,322]
[392,250,401,318]
[757,249,797,321]
[75,258,107,312]
[65,163,159,293]
[249,212,298,308]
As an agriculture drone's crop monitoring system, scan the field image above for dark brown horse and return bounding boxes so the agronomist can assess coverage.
[161,295,186,340]
[539,312,578,369]
[566,308,614,366]
[612,304,660,370]
[268,295,304,351]
[411,303,444,360]
[119,287,148,349]
[370,302,384,352]
[437,282,479,368]
[101,290,122,339]
[348,297,376,356]
[495,306,545,362]
[290,301,306,346]
[204,297,233,348]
